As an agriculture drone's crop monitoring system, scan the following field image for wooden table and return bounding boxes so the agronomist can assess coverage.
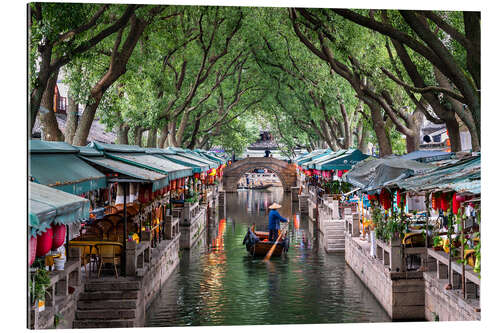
[69,240,123,278]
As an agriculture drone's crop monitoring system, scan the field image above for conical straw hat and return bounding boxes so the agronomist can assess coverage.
[269,202,282,209]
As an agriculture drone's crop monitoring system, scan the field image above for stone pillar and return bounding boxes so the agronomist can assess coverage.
[126,241,138,276]
[351,213,360,237]
[437,261,448,280]
[116,183,125,205]
[291,186,299,202]
[390,237,403,272]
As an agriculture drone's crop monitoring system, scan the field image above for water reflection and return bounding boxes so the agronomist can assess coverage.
[145,188,390,326]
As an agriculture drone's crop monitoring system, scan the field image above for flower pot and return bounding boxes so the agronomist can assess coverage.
[54,257,65,271]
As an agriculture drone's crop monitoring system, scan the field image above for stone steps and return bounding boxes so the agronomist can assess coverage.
[73,319,135,328]
[75,308,137,320]
[77,299,137,310]
[85,280,141,292]
[74,280,142,328]
[78,290,139,300]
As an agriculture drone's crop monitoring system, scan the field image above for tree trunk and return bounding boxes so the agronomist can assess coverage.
[158,125,168,148]
[146,128,157,147]
[366,100,392,157]
[72,13,149,146]
[445,118,462,153]
[64,96,78,144]
[133,127,145,146]
[72,100,100,146]
[116,123,130,144]
[30,44,54,136]
[39,69,64,141]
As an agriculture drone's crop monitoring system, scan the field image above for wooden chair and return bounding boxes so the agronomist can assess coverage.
[96,244,122,279]
[96,219,114,240]
[71,245,93,278]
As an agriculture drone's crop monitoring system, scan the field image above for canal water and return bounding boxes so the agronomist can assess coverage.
[145,188,390,326]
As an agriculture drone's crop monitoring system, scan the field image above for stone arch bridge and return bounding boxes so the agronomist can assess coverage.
[222,157,297,193]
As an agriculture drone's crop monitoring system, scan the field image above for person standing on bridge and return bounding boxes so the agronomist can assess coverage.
[268,203,288,242]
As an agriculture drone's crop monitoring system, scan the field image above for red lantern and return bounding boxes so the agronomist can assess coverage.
[194,173,200,179]
[432,193,438,210]
[29,236,37,266]
[36,227,53,257]
[452,192,460,214]
[441,193,450,211]
[381,189,392,210]
[170,180,176,190]
[51,224,66,250]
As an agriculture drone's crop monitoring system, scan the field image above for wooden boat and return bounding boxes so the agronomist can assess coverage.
[238,184,273,190]
[242,228,289,257]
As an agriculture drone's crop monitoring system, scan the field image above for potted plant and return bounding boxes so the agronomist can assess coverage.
[432,236,443,251]
[29,265,50,312]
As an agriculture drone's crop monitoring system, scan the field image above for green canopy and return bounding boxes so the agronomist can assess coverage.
[90,141,145,153]
[177,151,218,169]
[295,149,329,166]
[302,149,346,170]
[315,149,369,170]
[29,182,90,237]
[79,156,170,191]
[30,140,79,153]
[299,150,332,168]
[30,141,107,195]
[194,150,226,165]
[386,155,480,195]
[160,154,209,173]
[103,152,193,181]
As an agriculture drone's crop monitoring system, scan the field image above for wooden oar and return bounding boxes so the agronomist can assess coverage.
[263,223,288,261]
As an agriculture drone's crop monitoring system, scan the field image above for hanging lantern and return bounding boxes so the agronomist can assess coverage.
[51,224,66,251]
[367,194,378,202]
[432,193,439,210]
[452,192,460,215]
[381,189,392,211]
[194,173,200,179]
[29,236,37,266]
[36,227,53,257]
[440,193,450,211]
[396,190,406,208]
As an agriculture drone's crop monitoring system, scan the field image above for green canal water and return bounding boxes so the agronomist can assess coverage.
[145,188,390,326]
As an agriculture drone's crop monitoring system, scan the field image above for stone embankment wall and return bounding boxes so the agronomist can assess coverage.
[424,271,480,321]
[345,235,425,320]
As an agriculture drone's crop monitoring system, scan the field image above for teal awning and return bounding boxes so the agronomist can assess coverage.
[387,155,480,195]
[90,141,145,153]
[303,149,346,169]
[295,149,329,166]
[30,153,107,195]
[79,156,170,191]
[160,154,209,173]
[176,152,218,169]
[299,150,332,168]
[315,149,369,170]
[194,150,225,165]
[30,140,79,153]
[104,152,193,181]
[29,182,90,237]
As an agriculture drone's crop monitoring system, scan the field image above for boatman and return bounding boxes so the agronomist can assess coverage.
[268,202,288,242]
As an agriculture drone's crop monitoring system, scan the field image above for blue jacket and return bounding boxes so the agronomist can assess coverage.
[269,209,287,230]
